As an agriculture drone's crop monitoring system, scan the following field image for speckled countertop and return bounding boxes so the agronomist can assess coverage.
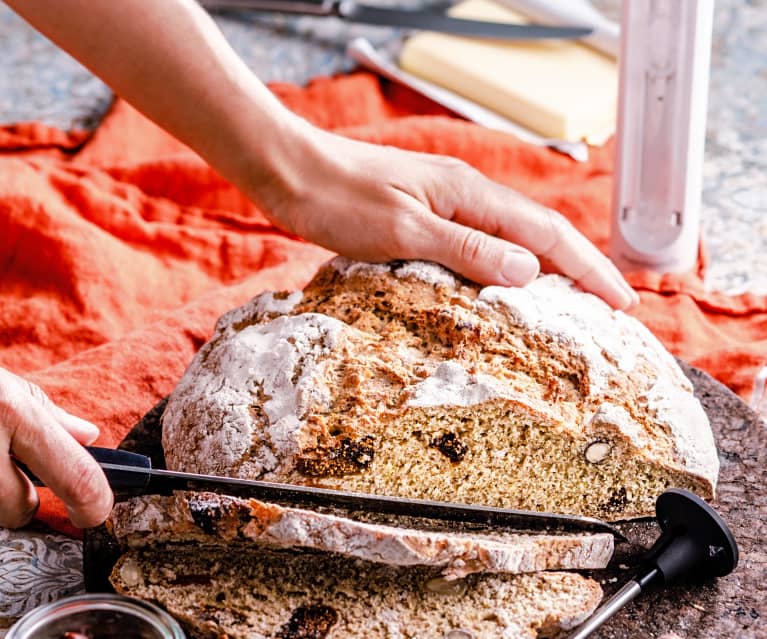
[1,0,766,633]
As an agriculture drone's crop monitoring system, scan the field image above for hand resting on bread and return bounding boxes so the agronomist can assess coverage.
[1,0,637,528]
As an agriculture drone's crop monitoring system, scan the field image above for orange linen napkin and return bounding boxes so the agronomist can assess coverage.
[1,72,765,537]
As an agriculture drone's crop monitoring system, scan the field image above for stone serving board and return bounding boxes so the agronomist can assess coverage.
[84,362,766,638]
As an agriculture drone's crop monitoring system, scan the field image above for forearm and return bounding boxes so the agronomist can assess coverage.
[5,0,308,207]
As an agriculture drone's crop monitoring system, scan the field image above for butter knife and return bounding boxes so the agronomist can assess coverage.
[199,0,593,40]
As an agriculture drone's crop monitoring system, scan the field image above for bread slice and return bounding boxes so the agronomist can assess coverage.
[162,259,718,520]
[111,546,603,639]
[107,492,613,579]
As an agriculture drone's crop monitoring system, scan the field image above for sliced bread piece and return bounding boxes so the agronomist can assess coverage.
[107,492,613,580]
[111,546,603,639]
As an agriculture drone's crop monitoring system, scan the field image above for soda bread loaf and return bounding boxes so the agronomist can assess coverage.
[111,546,603,639]
[162,258,718,520]
[108,492,613,580]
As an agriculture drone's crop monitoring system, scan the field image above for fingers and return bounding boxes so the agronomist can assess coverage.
[404,212,541,287]
[0,437,39,528]
[506,195,637,309]
[0,370,113,529]
[532,207,639,309]
[510,205,637,309]
[9,404,113,528]
[422,160,638,309]
[24,379,101,444]
[48,404,101,445]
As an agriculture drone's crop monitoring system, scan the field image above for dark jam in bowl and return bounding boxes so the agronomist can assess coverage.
[7,595,185,639]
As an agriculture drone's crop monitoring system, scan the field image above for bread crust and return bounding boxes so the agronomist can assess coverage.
[162,259,718,520]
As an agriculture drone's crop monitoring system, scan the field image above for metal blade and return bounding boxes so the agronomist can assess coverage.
[201,0,336,16]
[101,462,625,539]
[199,0,593,40]
[337,2,593,39]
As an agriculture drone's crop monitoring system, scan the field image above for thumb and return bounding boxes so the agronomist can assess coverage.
[413,215,540,286]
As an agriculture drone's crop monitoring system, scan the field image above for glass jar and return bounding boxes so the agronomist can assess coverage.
[6,594,185,639]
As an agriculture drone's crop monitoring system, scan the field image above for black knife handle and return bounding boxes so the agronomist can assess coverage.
[15,446,153,495]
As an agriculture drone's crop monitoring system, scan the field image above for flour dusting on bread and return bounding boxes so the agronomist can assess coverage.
[162,258,718,520]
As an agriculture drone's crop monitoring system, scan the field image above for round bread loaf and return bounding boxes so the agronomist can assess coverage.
[161,258,718,520]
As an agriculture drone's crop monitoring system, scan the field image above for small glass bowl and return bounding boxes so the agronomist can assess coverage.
[6,594,185,639]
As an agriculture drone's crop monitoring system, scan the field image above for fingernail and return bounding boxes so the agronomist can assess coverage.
[501,251,540,286]
[69,416,100,442]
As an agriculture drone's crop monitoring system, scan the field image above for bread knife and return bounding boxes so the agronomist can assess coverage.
[198,0,593,41]
[19,446,626,539]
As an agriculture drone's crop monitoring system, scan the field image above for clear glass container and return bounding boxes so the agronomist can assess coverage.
[6,594,185,639]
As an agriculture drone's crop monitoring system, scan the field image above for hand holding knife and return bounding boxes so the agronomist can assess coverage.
[199,0,593,41]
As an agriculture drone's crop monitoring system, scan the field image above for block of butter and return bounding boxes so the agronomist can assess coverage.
[398,0,617,143]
